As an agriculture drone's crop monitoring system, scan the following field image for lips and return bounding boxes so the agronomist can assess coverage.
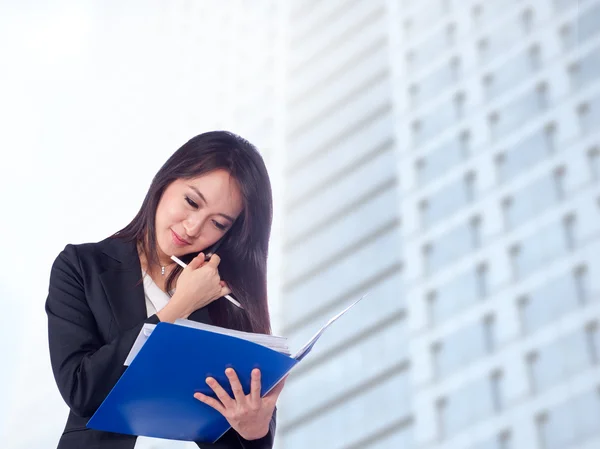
[171,229,190,245]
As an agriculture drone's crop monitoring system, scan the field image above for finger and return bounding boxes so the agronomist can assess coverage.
[225,368,246,403]
[265,376,287,402]
[206,253,221,268]
[194,392,226,415]
[206,377,235,408]
[250,368,261,404]
[220,283,232,297]
[189,253,204,269]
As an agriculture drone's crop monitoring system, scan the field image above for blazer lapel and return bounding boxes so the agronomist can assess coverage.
[97,235,214,329]
[98,237,147,332]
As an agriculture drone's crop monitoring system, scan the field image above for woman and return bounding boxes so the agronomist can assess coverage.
[46,131,284,449]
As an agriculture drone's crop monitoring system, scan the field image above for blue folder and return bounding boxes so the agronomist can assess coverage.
[87,323,298,442]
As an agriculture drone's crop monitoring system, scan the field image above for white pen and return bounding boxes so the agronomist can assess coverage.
[170,255,244,309]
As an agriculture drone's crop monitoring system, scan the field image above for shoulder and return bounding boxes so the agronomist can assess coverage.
[52,236,134,278]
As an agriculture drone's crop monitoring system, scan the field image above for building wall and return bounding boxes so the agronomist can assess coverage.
[277,0,412,448]
[278,1,600,449]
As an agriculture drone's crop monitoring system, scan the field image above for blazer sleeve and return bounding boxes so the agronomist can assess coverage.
[195,407,276,449]
[45,244,159,418]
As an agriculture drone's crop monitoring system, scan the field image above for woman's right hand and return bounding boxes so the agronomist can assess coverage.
[158,253,231,322]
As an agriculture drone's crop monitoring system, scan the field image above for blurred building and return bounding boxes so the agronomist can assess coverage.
[277,0,409,447]
[277,1,600,449]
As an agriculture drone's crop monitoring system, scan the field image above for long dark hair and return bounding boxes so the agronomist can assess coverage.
[112,131,273,334]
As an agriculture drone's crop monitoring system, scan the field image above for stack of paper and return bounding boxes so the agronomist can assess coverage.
[125,320,290,366]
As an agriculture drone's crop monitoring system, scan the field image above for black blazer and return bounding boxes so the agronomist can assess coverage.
[45,236,275,449]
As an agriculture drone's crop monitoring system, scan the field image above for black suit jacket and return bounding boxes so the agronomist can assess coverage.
[45,235,275,449]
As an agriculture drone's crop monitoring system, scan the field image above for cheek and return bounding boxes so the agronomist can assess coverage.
[157,202,186,227]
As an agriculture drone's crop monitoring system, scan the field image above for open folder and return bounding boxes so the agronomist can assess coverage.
[86,295,367,442]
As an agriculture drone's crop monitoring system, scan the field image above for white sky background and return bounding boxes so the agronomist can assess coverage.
[0,1,285,447]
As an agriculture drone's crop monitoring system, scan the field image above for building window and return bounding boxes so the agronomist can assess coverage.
[501,196,512,230]
[509,244,520,280]
[415,157,425,182]
[484,314,496,352]
[478,38,489,62]
[465,171,476,201]
[569,46,600,91]
[537,82,549,109]
[589,147,599,181]
[511,221,571,279]
[406,50,415,71]
[421,175,475,228]
[455,91,466,119]
[495,153,506,184]
[430,267,484,325]
[404,18,413,40]
[471,216,482,248]
[545,122,556,153]
[432,341,442,378]
[483,73,494,101]
[499,430,512,449]
[528,328,594,396]
[472,4,482,26]
[554,166,566,200]
[495,124,555,182]
[503,170,563,229]
[521,8,533,34]
[416,131,470,187]
[412,119,422,147]
[559,24,575,50]
[568,61,580,91]
[575,264,589,304]
[436,398,447,441]
[526,351,538,394]
[460,130,470,156]
[519,269,584,334]
[423,243,432,275]
[450,56,461,82]
[488,111,499,141]
[564,214,576,250]
[427,290,437,327]
[447,23,456,46]
[426,221,484,274]
[536,413,548,448]
[442,378,495,438]
[477,263,488,297]
[586,321,599,364]
[537,388,600,449]
[409,84,419,108]
[491,369,504,412]
[419,199,429,229]
[578,102,590,135]
[529,43,541,70]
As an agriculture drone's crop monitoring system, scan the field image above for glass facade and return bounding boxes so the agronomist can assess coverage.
[279,1,600,449]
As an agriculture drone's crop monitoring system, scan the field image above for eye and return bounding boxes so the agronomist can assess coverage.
[185,196,198,208]
[213,220,227,231]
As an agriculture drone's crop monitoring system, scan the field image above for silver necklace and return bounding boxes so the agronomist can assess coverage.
[161,266,166,276]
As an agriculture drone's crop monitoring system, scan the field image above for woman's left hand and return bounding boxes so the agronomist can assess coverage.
[194,368,286,441]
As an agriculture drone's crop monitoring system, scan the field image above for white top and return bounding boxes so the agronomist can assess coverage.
[133,271,198,449]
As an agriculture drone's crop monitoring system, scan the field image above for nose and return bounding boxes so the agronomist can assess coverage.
[183,214,206,239]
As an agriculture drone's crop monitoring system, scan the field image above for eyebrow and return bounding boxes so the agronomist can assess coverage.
[187,185,235,223]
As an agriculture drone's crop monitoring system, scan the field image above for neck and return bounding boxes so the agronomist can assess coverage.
[137,241,175,275]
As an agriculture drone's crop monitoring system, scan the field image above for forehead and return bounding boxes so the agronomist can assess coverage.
[177,170,243,208]
[181,169,236,189]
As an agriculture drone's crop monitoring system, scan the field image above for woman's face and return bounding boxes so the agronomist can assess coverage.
[154,169,244,263]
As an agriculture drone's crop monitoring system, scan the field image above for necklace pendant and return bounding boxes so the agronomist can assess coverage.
[161,266,165,276]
